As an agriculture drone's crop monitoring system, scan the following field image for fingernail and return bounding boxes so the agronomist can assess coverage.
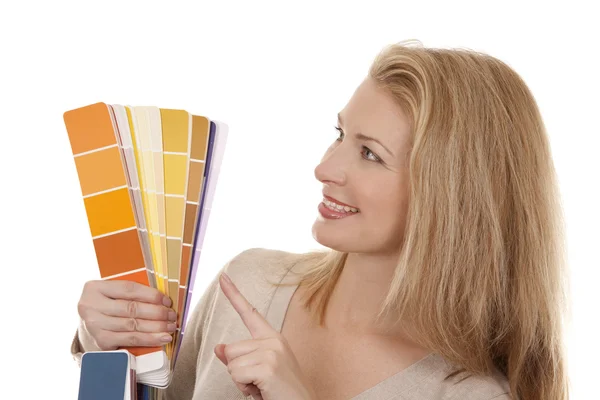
[167,323,177,332]
[168,310,177,321]
[221,273,232,284]
[161,334,173,342]
[163,296,172,307]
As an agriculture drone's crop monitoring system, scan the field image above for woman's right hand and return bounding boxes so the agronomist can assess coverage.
[77,279,177,351]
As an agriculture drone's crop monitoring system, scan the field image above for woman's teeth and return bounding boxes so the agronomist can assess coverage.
[323,198,359,213]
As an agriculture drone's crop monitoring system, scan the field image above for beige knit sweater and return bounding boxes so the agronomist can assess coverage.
[71,248,512,399]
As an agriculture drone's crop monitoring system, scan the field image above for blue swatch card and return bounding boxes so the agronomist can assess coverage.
[78,351,132,400]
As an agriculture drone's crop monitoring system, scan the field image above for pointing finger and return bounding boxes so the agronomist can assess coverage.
[219,273,274,338]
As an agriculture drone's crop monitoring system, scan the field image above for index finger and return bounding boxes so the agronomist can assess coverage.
[95,280,172,307]
[219,273,274,338]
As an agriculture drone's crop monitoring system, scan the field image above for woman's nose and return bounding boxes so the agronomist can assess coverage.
[314,152,347,186]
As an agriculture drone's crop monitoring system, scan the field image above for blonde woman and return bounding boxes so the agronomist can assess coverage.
[72,40,570,400]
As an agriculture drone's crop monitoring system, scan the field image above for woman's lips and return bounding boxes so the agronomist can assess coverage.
[322,194,358,209]
[317,201,360,220]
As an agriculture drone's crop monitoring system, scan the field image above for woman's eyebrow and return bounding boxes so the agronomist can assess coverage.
[338,113,395,157]
[355,133,395,157]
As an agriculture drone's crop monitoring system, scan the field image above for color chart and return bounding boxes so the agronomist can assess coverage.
[64,102,228,397]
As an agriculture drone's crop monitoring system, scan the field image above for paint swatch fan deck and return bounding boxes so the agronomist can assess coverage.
[64,103,228,398]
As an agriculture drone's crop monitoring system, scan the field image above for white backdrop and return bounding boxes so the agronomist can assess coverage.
[1,1,597,398]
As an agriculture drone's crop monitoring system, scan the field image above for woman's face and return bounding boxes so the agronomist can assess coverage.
[312,77,412,255]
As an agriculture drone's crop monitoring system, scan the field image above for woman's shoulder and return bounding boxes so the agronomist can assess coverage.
[440,364,512,399]
[405,353,512,399]
[453,371,511,399]
[215,247,325,305]
[221,247,327,284]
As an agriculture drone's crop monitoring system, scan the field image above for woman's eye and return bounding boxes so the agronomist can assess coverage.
[333,126,381,163]
[362,146,381,162]
[334,126,344,141]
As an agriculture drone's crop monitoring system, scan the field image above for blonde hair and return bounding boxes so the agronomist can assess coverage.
[272,39,571,400]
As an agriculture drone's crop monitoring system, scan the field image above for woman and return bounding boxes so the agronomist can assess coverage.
[71,40,570,400]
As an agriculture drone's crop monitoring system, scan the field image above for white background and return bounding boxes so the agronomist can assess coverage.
[1,1,598,398]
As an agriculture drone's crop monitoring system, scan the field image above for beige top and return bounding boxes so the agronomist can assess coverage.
[71,248,512,399]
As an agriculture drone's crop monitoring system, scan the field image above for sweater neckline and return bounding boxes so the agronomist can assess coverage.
[264,262,450,399]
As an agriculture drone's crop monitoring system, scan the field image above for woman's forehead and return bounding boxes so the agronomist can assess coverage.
[339,79,412,152]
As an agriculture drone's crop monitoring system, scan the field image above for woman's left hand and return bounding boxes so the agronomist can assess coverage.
[214,272,319,400]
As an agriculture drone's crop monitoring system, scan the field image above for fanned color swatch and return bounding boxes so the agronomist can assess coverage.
[64,102,228,399]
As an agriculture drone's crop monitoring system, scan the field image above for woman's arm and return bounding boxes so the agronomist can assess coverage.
[69,265,225,398]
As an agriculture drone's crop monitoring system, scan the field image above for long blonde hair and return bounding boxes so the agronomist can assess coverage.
[272,40,571,400]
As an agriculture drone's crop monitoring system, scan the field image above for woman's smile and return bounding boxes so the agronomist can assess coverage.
[318,195,360,220]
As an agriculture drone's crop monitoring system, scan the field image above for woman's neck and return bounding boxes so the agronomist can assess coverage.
[324,251,401,335]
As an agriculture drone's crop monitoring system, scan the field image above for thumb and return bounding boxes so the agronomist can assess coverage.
[214,343,228,365]
[214,343,260,397]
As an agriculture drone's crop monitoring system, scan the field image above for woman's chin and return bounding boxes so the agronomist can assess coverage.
[311,222,354,252]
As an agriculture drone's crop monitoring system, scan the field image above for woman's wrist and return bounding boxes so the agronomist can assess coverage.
[76,319,103,353]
